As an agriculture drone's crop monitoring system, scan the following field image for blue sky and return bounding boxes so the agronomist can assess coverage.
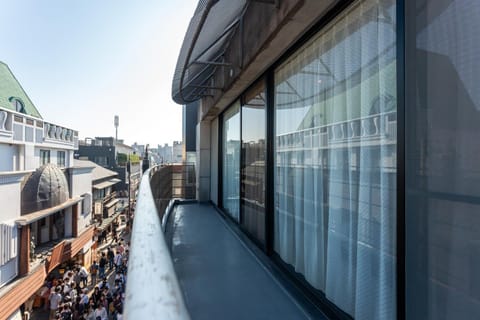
[0,0,198,146]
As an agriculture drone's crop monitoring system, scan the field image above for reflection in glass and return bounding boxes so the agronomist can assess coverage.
[406,1,480,318]
[241,81,266,244]
[274,0,396,318]
[222,102,241,221]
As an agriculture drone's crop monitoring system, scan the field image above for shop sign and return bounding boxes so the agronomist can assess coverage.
[94,201,103,215]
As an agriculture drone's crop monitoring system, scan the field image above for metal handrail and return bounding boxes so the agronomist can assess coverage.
[124,167,190,320]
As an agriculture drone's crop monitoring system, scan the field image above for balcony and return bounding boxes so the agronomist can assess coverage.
[0,107,78,149]
[125,165,326,319]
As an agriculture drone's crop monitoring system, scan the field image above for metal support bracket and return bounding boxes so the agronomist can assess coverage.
[249,0,280,8]
[191,61,231,67]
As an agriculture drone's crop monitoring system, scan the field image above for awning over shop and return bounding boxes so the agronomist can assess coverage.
[115,203,129,214]
[92,178,121,190]
[16,197,83,226]
[104,198,120,208]
[96,211,122,231]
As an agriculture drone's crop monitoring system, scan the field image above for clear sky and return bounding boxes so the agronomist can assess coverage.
[0,0,198,147]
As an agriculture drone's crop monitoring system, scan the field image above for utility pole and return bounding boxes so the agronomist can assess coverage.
[114,115,119,143]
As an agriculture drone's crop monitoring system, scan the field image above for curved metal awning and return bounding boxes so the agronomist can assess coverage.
[172,0,248,104]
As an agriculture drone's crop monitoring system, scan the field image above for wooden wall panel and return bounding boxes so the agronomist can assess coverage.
[0,266,46,320]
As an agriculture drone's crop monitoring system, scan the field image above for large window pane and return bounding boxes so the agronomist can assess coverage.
[241,81,266,244]
[274,0,397,318]
[406,1,480,318]
[223,102,241,221]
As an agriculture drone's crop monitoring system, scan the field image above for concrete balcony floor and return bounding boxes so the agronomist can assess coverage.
[166,203,327,320]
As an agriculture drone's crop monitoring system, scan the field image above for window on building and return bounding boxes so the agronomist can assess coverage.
[0,223,16,266]
[94,156,109,166]
[82,193,92,215]
[10,97,25,113]
[273,0,397,318]
[40,150,50,166]
[93,189,104,200]
[57,151,66,167]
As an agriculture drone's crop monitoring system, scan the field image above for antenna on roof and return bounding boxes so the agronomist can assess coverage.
[114,115,119,143]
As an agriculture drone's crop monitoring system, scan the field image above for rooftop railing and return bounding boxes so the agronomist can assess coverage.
[149,163,196,221]
[125,164,195,320]
[0,107,78,149]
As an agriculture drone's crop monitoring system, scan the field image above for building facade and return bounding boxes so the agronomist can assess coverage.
[0,61,95,320]
[172,1,480,319]
[157,143,173,163]
[76,137,141,208]
[172,141,183,164]
[73,160,126,235]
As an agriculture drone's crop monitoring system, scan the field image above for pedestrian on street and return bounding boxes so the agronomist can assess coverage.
[48,286,62,320]
[78,265,89,288]
[90,261,99,286]
[94,303,108,320]
[107,247,114,271]
[114,251,123,272]
[99,253,107,279]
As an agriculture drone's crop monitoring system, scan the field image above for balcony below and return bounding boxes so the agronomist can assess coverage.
[164,202,327,320]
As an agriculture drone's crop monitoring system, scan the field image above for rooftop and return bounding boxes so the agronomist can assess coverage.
[73,159,118,181]
[0,61,42,118]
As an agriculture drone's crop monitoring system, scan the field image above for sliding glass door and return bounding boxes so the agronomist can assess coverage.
[274,0,397,318]
[222,102,241,221]
[241,81,266,245]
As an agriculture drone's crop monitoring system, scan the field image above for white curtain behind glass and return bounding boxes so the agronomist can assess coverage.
[274,0,396,318]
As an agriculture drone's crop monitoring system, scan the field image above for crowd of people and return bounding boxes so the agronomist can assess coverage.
[27,236,130,320]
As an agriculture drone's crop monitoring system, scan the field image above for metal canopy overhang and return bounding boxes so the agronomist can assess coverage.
[16,197,83,226]
[96,211,122,231]
[172,0,249,104]
[93,178,121,190]
[104,198,120,208]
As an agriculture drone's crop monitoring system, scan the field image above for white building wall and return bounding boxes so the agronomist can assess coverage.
[0,144,18,172]
[78,193,92,233]
[173,142,183,163]
[70,168,93,234]
[0,175,24,221]
[67,150,73,168]
[24,145,35,170]
[0,173,27,288]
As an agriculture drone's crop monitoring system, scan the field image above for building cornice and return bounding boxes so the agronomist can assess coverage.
[0,171,31,185]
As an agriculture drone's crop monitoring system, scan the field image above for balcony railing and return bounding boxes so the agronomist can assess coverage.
[0,107,78,149]
[125,165,195,320]
[149,164,196,221]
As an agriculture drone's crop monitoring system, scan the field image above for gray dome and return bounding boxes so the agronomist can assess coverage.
[21,164,70,214]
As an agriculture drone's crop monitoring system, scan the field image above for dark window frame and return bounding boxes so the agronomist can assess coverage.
[40,149,50,166]
[57,151,66,167]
